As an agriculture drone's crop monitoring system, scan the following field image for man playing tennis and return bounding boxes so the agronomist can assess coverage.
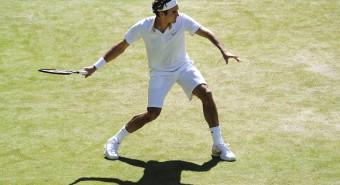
[84,0,240,161]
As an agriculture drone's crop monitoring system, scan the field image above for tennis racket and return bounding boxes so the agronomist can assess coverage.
[38,68,88,76]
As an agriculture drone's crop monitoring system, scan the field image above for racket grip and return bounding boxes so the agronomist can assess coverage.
[79,70,88,76]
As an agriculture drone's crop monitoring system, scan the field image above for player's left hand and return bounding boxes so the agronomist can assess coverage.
[222,52,241,64]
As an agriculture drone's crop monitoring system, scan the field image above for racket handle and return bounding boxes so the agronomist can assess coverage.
[79,70,88,76]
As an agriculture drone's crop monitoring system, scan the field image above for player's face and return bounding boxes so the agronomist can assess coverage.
[165,5,179,23]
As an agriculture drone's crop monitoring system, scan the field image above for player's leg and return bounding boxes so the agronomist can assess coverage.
[125,107,162,133]
[178,64,236,161]
[104,108,161,160]
[177,64,218,128]
[192,84,219,128]
[104,107,161,160]
[192,84,236,161]
[104,72,175,160]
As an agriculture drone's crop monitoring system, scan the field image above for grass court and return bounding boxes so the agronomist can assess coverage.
[0,0,339,184]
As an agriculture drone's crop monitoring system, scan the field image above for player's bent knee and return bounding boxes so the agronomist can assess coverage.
[194,84,212,98]
[147,112,160,121]
[202,91,214,104]
[196,86,213,102]
[146,107,161,121]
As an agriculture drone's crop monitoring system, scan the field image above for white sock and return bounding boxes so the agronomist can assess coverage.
[210,126,224,145]
[111,126,130,143]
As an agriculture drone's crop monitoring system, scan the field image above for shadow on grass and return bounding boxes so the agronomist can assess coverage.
[70,156,222,185]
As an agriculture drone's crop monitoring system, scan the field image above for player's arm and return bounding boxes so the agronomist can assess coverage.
[181,158,220,172]
[84,39,130,78]
[195,27,240,64]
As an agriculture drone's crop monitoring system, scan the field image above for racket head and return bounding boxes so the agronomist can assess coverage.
[38,69,73,75]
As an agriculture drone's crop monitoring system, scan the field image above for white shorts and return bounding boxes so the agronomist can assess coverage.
[148,63,206,108]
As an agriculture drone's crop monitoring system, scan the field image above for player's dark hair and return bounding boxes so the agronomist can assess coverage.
[152,0,172,16]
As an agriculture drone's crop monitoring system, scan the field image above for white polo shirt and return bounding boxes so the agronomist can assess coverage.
[125,13,201,72]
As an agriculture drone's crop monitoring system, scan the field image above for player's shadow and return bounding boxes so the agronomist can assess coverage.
[70,156,221,185]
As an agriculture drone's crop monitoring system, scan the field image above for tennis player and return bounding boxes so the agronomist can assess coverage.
[84,0,240,161]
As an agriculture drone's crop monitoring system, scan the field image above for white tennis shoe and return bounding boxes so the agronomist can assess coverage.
[104,137,120,160]
[212,143,236,162]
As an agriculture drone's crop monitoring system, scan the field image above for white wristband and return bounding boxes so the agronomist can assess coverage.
[93,57,107,69]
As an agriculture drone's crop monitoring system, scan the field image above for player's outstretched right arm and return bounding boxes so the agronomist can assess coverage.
[84,40,130,78]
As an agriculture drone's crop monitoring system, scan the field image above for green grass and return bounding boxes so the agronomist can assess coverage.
[1,0,339,184]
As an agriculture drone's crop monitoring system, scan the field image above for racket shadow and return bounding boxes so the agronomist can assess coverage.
[69,156,221,185]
